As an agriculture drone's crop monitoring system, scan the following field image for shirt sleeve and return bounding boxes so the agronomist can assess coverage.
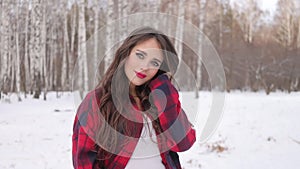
[72,92,98,169]
[149,74,196,152]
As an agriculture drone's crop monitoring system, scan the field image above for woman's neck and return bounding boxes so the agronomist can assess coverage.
[129,83,143,110]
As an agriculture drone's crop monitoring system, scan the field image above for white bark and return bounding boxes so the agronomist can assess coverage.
[196,0,208,97]
[154,0,161,28]
[0,0,10,93]
[49,21,54,91]
[70,4,77,86]
[297,21,300,49]
[174,0,185,61]
[41,0,47,100]
[275,0,295,49]
[218,2,223,47]
[10,20,15,93]
[62,1,70,90]
[166,2,173,37]
[0,0,2,91]
[249,18,253,43]
[30,0,43,98]
[248,0,260,43]
[24,0,30,97]
[119,0,128,40]
[93,0,100,76]
[78,0,88,93]
[15,0,21,101]
[50,9,57,92]
[286,12,292,47]
[237,0,261,44]
[105,0,116,72]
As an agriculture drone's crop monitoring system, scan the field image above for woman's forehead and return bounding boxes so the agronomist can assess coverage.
[132,38,163,60]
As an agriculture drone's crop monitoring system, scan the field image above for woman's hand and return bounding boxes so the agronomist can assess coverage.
[163,72,172,79]
[148,73,196,152]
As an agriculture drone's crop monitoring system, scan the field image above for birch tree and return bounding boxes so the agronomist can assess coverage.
[0,0,2,98]
[15,0,21,101]
[62,0,70,90]
[30,0,43,98]
[238,0,262,44]
[0,0,11,95]
[105,0,117,72]
[274,0,296,50]
[196,0,208,97]
[174,0,185,60]
[218,0,225,48]
[41,0,47,100]
[118,0,128,40]
[10,0,16,95]
[48,12,55,92]
[152,0,161,28]
[297,19,300,49]
[160,0,175,38]
[223,2,240,91]
[78,0,88,96]
[93,0,100,78]
[24,0,31,97]
[69,3,78,87]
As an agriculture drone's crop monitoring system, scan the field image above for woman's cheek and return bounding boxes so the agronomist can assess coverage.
[148,70,158,79]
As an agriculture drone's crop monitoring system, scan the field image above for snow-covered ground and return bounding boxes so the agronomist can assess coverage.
[0,91,300,169]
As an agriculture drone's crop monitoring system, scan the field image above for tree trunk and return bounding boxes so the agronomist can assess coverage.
[93,0,100,79]
[78,0,88,97]
[0,2,1,99]
[0,0,2,82]
[154,0,161,28]
[297,20,300,49]
[174,0,185,60]
[274,0,295,50]
[62,1,70,91]
[70,4,78,87]
[105,0,116,72]
[41,0,47,100]
[30,0,43,99]
[24,0,30,98]
[118,0,128,40]
[15,0,21,101]
[195,0,207,98]
[0,0,10,94]
[218,2,223,48]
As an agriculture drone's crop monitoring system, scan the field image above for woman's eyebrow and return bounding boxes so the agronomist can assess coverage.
[137,49,163,62]
[153,58,162,63]
[136,49,147,56]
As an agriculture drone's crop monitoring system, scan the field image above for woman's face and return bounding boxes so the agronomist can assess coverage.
[124,38,164,86]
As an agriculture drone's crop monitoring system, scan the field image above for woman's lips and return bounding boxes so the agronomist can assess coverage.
[135,71,147,79]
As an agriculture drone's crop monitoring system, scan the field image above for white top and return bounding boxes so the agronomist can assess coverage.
[125,116,165,169]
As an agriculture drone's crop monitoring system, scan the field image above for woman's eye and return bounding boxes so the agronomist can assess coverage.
[136,52,144,59]
[151,61,160,67]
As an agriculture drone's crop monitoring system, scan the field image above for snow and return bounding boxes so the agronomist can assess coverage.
[1,91,300,169]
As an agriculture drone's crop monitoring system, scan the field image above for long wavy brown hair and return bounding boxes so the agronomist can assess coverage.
[94,27,179,162]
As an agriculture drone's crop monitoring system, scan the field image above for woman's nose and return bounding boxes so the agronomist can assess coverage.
[139,61,150,71]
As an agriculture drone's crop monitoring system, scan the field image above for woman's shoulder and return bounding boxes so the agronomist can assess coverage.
[80,88,103,110]
[75,88,103,126]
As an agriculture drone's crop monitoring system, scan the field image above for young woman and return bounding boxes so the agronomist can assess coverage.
[72,27,196,169]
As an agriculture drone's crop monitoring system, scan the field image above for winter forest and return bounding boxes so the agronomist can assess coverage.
[1,0,300,100]
[1,1,300,169]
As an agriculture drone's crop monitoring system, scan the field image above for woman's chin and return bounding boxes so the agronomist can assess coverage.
[132,82,144,86]
[130,80,147,86]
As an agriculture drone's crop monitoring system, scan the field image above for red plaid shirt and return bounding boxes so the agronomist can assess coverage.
[72,74,196,169]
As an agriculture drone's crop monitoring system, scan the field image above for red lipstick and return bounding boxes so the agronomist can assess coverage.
[135,71,147,79]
